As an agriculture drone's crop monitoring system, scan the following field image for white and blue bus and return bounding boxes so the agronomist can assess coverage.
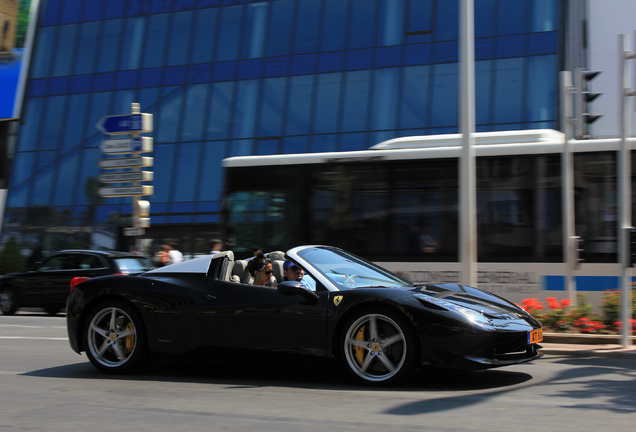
[222,129,636,306]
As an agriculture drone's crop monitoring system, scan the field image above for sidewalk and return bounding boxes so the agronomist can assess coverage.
[541,332,636,359]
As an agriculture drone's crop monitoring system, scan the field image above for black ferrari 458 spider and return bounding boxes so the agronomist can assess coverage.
[66,245,543,385]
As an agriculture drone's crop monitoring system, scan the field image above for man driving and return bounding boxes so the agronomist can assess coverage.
[283,260,317,291]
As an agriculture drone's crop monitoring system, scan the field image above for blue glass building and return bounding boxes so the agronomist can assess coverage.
[0,0,586,258]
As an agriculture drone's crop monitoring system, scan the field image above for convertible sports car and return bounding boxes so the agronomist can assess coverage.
[66,245,543,385]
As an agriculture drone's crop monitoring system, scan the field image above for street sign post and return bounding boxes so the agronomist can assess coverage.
[97,156,153,169]
[98,171,154,183]
[96,113,153,135]
[99,136,153,154]
[97,103,154,242]
[98,185,154,197]
[124,227,145,237]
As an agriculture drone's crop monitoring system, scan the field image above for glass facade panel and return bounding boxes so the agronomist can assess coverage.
[527,55,557,126]
[97,19,123,73]
[152,143,177,203]
[493,58,524,124]
[498,0,528,35]
[285,75,314,136]
[341,71,371,132]
[321,0,348,52]
[531,0,558,32]
[199,142,226,202]
[173,142,201,202]
[217,5,243,61]
[74,22,100,75]
[30,27,55,79]
[120,17,146,70]
[31,151,57,205]
[430,63,458,128]
[2,0,570,258]
[243,2,267,59]
[313,73,342,134]
[53,153,81,205]
[143,14,169,68]
[349,0,378,49]
[39,96,67,151]
[266,0,294,57]
[400,65,430,130]
[206,82,234,140]
[294,0,321,54]
[181,84,209,142]
[52,24,78,77]
[61,94,90,153]
[7,152,34,207]
[167,11,194,66]
[156,86,184,143]
[258,77,286,137]
[191,8,217,64]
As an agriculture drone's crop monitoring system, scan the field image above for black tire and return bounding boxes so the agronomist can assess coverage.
[340,309,417,386]
[83,300,147,374]
[0,287,18,316]
[45,307,60,316]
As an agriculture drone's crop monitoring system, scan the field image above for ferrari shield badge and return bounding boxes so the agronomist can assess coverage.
[333,295,343,306]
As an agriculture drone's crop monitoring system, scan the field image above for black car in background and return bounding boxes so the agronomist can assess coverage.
[0,250,153,316]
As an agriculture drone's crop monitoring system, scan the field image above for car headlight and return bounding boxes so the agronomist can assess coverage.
[413,293,493,326]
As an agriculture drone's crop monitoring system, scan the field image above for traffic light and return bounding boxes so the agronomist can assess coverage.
[572,236,584,269]
[576,68,603,139]
[629,228,636,267]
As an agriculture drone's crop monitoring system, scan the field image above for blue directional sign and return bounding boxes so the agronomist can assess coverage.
[96,113,153,135]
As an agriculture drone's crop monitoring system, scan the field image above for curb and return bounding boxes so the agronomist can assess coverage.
[540,345,636,359]
[541,333,636,359]
[543,332,635,345]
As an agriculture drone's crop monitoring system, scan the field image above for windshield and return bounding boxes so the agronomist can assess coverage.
[114,257,154,273]
[297,246,410,290]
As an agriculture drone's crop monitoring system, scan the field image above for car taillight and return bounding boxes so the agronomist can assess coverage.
[70,277,90,291]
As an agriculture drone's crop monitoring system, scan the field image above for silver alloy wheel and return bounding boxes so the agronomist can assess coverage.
[343,313,408,383]
[87,306,138,368]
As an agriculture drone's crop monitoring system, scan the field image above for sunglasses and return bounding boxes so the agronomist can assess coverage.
[286,265,301,271]
[262,269,273,275]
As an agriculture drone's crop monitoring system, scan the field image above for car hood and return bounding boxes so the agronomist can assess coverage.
[401,283,535,321]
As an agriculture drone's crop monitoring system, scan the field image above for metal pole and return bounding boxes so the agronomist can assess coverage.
[131,102,141,252]
[619,34,634,347]
[460,0,477,286]
[560,71,577,305]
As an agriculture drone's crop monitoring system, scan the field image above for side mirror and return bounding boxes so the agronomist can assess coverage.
[277,281,319,302]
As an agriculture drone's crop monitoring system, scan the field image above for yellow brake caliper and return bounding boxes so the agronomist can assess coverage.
[125,322,135,352]
[354,325,366,365]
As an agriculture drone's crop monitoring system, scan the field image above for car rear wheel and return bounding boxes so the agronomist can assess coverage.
[83,300,147,373]
[0,287,17,315]
[341,309,417,386]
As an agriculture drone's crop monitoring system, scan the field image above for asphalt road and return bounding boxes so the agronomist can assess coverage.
[1,312,635,432]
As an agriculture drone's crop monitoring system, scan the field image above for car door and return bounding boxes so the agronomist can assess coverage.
[197,279,330,359]
[20,253,107,308]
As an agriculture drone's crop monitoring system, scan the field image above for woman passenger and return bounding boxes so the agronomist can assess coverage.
[247,250,276,287]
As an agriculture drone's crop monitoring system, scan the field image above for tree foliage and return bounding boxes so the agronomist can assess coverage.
[15,1,33,49]
[0,236,25,275]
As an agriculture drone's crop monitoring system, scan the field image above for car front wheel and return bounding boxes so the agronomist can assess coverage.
[341,309,417,386]
[83,300,147,373]
[0,287,17,315]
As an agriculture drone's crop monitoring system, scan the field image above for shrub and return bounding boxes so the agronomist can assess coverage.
[601,288,636,331]
[519,294,603,333]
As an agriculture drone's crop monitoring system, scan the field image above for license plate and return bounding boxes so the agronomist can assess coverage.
[528,328,543,344]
